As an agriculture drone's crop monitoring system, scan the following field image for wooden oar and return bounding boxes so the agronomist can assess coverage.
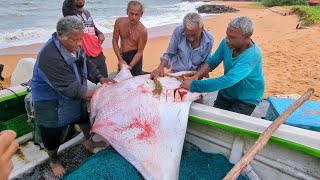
[223,88,315,180]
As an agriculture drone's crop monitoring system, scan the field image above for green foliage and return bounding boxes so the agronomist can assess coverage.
[262,0,307,7]
[249,2,264,7]
[291,5,320,25]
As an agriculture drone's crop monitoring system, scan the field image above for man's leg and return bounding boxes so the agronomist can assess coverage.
[39,126,65,177]
[122,50,143,76]
[90,52,108,78]
[78,122,106,152]
[77,112,106,152]
[213,92,232,110]
[131,58,143,76]
[228,101,256,116]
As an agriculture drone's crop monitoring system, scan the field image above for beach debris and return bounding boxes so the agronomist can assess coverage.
[16,148,29,163]
[196,5,239,14]
[268,8,287,16]
[274,94,301,99]
[296,23,309,29]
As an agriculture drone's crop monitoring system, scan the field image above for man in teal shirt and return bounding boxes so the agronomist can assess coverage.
[180,16,265,115]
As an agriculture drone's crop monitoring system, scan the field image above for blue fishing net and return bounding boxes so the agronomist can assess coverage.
[63,142,245,180]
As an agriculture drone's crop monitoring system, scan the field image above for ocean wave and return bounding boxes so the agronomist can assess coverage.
[95,19,116,33]
[0,28,53,49]
[0,0,207,49]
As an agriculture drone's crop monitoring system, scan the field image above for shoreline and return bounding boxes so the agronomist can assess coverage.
[0,1,319,100]
[0,22,184,56]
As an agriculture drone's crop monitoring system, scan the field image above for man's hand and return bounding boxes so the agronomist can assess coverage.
[118,59,127,69]
[180,78,194,90]
[100,78,117,85]
[150,68,164,79]
[86,90,95,99]
[0,130,19,180]
[98,33,105,45]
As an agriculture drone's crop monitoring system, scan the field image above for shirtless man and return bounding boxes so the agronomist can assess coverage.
[112,1,148,76]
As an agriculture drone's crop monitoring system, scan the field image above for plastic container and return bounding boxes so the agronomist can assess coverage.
[0,113,31,137]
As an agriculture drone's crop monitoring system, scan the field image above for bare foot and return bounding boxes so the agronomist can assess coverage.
[82,140,106,153]
[49,161,65,178]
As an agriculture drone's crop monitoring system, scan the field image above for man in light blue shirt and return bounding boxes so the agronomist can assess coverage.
[180,16,265,115]
[150,12,214,78]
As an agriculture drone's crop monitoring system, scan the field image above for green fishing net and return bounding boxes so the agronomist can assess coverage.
[63,142,245,180]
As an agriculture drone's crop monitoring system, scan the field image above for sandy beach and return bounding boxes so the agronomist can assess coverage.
[0,1,319,100]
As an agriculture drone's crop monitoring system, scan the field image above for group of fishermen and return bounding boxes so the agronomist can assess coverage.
[0,0,265,178]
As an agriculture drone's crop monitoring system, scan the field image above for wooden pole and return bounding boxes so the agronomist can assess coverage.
[223,88,315,180]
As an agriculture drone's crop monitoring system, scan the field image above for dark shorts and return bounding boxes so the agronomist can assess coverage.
[213,92,256,116]
[122,50,143,76]
[89,51,108,78]
[34,100,90,150]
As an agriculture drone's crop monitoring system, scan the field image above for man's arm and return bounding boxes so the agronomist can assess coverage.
[86,56,104,84]
[39,54,87,100]
[94,25,105,45]
[180,39,224,90]
[206,39,225,70]
[112,18,126,66]
[128,28,148,69]
[190,54,261,93]
[194,64,212,80]
[150,59,168,79]
[86,56,116,85]
[179,64,211,90]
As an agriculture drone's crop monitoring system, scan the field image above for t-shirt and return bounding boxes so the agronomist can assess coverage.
[76,10,102,57]
[190,38,265,105]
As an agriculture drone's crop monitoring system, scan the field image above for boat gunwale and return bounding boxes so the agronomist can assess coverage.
[189,103,320,158]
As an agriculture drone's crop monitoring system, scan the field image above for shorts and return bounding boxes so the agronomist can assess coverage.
[213,92,256,116]
[34,100,90,150]
[122,49,143,76]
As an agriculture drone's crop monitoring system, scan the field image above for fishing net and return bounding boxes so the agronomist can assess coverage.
[63,142,245,180]
[17,144,92,180]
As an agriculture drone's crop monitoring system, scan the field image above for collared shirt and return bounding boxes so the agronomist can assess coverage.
[160,25,214,72]
[190,38,265,105]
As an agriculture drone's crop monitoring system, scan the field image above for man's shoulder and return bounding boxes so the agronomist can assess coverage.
[203,29,214,42]
[38,41,65,68]
[139,22,147,34]
[174,25,184,33]
[251,44,262,57]
[83,9,91,16]
[40,40,59,59]
[115,17,128,24]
